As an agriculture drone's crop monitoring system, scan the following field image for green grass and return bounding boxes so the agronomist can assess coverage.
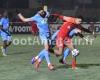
[0,34,100,80]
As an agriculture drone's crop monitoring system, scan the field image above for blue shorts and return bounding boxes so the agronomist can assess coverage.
[0,31,12,41]
[39,32,50,45]
[69,28,78,37]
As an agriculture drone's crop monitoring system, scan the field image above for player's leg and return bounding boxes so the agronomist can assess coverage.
[34,34,54,70]
[43,38,54,70]
[34,51,45,71]
[6,36,12,47]
[66,42,79,69]
[59,28,79,64]
[31,34,48,64]
[1,40,7,56]
[0,32,8,56]
[69,28,81,38]
[59,48,71,64]
[35,43,54,70]
[53,37,64,56]
[31,49,45,64]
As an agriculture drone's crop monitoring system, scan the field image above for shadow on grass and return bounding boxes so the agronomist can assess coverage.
[56,63,100,69]
[8,50,33,55]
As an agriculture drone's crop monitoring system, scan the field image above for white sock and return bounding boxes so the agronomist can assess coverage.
[35,56,39,60]
[48,63,51,66]
[1,48,7,55]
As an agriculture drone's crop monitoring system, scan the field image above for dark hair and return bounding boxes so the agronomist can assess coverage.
[40,11,47,18]
[37,7,43,11]
[76,15,84,20]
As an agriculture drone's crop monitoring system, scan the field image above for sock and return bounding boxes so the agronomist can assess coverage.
[72,57,76,69]
[44,50,51,66]
[63,48,70,61]
[38,50,45,62]
[38,54,44,62]
[35,49,45,60]
[1,47,6,55]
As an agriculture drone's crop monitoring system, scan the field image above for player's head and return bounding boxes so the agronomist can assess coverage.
[37,7,47,18]
[39,10,46,18]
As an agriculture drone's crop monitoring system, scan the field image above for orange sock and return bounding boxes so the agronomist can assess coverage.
[72,58,76,69]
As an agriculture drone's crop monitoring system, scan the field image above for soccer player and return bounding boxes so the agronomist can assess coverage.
[53,23,92,69]
[30,15,81,70]
[33,28,81,69]
[59,25,92,63]
[0,11,12,56]
[32,22,92,70]
[54,18,82,56]
[17,7,55,70]
[49,14,83,69]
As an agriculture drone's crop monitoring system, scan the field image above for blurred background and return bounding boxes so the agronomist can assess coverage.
[0,1,100,80]
[0,0,100,22]
[0,0,100,34]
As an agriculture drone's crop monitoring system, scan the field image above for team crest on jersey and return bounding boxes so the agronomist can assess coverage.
[41,18,47,24]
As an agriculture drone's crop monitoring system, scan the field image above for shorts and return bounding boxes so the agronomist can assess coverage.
[39,32,51,45]
[0,31,12,41]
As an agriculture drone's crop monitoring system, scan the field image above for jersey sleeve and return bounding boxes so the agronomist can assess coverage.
[52,14,76,23]
[28,14,38,22]
[29,16,36,21]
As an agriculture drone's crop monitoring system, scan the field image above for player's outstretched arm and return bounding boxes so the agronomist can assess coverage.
[18,13,33,22]
[75,24,92,33]
[76,32,84,38]
[52,14,76,23]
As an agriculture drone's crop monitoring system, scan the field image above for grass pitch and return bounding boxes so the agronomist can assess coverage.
[0,34,100,80]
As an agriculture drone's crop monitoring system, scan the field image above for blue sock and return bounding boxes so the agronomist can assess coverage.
[44,50,51,65]
[38,49,45,57]
[63,48,70,61]
[37,49,45,61]
[38,55,45,62]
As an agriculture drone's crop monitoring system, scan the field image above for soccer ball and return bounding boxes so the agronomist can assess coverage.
[72,49,79,56]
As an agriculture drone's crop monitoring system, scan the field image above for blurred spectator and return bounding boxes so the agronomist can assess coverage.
[28,21,39,36]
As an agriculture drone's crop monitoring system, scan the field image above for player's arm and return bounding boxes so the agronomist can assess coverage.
[18,13,33,22]
[77,25,92,33]
[81,27,92,33]
[76,32,90,42]
[51,14,76,23]
[76,32,84,38]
